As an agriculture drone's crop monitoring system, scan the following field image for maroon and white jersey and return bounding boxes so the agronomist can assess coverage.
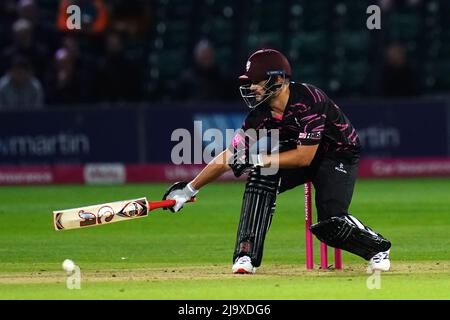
[232,82,361,160]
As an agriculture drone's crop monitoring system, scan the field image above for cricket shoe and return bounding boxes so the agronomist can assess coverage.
[370,249,391,271]
[232,256,256,274]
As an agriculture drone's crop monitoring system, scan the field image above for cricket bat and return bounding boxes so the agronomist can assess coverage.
[53,197,194,231]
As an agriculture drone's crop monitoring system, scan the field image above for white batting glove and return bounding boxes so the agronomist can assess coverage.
[163,181,198,212]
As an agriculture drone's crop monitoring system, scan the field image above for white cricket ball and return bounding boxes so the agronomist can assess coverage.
[62,259,75,272]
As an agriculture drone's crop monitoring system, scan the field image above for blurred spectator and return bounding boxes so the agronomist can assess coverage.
[57,0,108,34]
[96,32,142,103]
[17,0,57,49]
[0,1,17,42]
[0,56,44,111]
[1,18,49,80]
[381,43,418,97]
[45,37,92,105]
[17,0,38,25]
[109,1,152,39]
[175,40,226,102]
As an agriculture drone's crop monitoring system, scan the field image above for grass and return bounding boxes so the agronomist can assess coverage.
[0,178,449,299]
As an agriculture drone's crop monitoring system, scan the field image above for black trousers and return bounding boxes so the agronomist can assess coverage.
[278,156,359,221]
[233,155,359,267]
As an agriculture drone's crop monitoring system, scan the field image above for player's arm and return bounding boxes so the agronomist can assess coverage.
[260,109,324,169]
[191,149,232,189]
[162,116,256,212]
[227,144,318,177]
[262,144,318,168]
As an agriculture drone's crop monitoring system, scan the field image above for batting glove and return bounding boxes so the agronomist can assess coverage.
[229,152,265,178]
[162,181,198,213]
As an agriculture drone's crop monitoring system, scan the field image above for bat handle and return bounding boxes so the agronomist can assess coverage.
[148,197,196,211]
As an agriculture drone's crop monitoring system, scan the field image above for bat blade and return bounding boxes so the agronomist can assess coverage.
[53,197,149,231]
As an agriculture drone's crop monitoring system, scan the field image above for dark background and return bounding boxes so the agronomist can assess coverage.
[0,0,449,165]
[0,0,449,105]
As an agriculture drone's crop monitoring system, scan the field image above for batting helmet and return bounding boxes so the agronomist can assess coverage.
[239,49,291,83]
[239,49,291,109]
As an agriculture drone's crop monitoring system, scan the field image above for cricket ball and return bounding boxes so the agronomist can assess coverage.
[62,259,75,272]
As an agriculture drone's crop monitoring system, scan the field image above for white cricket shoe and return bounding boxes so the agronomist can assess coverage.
[232,256,256,274]
[370,250,391,271]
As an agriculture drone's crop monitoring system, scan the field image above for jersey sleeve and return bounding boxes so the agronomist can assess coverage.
[296,90,327,146]
[295,84,329,146]
[296,109,326,146]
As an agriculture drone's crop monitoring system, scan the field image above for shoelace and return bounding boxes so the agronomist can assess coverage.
[238,257,251,264]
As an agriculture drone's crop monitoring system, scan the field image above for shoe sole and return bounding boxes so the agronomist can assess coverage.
[371,266,390,271]
[233,268,255,274]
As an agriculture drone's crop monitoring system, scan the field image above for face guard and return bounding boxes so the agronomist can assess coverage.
[239,71,286,109]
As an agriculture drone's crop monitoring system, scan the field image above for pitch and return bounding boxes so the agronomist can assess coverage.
[0,179,449,299]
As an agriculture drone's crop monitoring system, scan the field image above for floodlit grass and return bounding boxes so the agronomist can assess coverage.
[0,179,449,299]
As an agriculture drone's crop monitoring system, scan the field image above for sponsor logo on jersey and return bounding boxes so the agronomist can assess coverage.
[335,163,348,174]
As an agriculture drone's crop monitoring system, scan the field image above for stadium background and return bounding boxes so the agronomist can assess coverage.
[0,0,449,301]
[0,0,449,183]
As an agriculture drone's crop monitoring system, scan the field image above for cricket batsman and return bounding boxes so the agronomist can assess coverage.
[163,49,391,273]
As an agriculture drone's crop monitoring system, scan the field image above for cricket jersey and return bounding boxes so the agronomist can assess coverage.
[232,82,361,161]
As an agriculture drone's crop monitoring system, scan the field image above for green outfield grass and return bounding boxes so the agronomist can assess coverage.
[0,178,449,299]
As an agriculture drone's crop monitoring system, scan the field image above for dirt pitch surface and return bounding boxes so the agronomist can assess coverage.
[0,261,447,285]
